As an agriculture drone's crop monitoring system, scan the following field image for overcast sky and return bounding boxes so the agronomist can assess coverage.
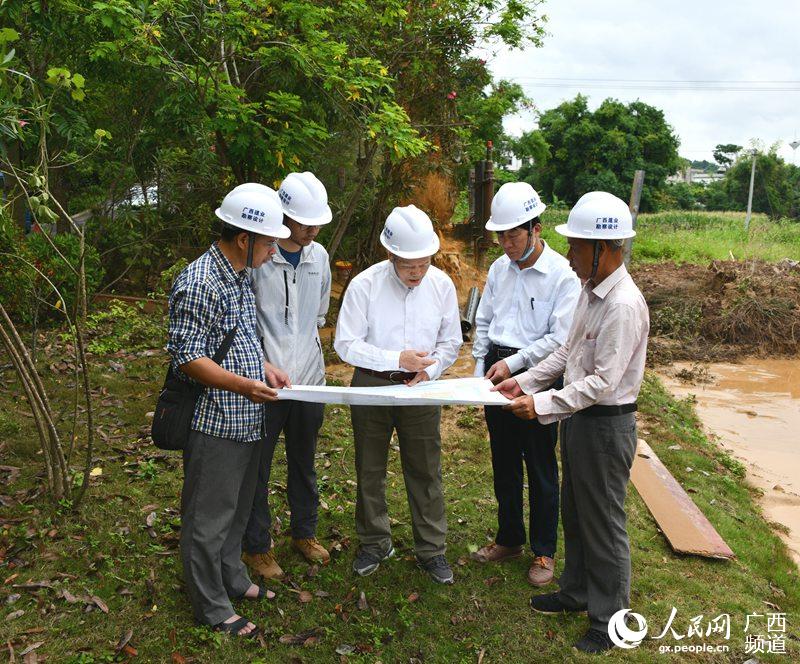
[480,0,800,165]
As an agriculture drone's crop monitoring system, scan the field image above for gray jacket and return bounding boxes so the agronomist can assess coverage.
[250,241,331,385]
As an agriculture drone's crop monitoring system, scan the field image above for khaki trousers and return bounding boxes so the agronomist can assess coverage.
[350,368,446,560]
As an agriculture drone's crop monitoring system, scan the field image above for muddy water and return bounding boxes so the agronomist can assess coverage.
[659,359,800,566]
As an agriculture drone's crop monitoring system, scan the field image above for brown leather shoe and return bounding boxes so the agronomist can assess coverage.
[471,542,524,563]
[527,555,555,586]
[242,550,283,580]
[292,537,330,565]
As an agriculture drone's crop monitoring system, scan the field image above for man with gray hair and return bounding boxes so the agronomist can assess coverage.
[335,205,462,584]
[494,191,650,654]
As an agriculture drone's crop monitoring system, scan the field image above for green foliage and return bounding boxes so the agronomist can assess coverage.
[723,149,800,219]
[85,301,165,355]
[712,143,742,167]
[26,233,104,317]
[520,95,681,211]
[0,218,104,325]
[0,411,20,438]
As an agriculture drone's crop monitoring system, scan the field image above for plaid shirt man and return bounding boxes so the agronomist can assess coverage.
[168,242,265,442]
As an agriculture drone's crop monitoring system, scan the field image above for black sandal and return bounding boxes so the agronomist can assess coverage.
[233,585,268,601]
[212,615,260,638]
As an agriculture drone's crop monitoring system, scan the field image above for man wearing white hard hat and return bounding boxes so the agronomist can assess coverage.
[493,191,649,654]
[334,205,462,584]
[167,184,290,637]
[471,182,580,587]
[243,173,333,579]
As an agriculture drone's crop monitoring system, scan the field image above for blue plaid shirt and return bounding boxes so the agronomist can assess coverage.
[167,243,265,442]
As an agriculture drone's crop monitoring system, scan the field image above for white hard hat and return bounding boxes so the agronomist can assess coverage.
[555,191,635,240]
[380,205,440,259]
[278,172,333,225]
[215,185,290,238]
[485,181,547,232]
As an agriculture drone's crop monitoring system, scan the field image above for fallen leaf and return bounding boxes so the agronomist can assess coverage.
[6,609,24,620]
[91,595,109,613]
[122,644,138,657]
[357,591,368,611]
[90,467,103,477]
[335,644,355,655]
[477,648,485,664]
[13,581,53,591]
[314,590,330,598]
[146,512,157,527]
[171,653,186,664]
[484,576,502,587]
[18,642,43,656]
[298,590,313,603]
[407,592,419,603]
[115,628,133,652]
[59,589,79,603]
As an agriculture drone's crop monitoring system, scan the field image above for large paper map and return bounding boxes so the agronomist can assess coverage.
[276,377,510,407]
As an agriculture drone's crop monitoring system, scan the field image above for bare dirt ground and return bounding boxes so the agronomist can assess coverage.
[632,259,800,364]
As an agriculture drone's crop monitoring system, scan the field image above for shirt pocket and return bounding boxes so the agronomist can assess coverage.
[522,299,554,337]
[580,338,597,373]
[418,309,442,343]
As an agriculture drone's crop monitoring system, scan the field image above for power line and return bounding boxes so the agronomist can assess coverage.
[498,76,800,84]
[508,82,799,92]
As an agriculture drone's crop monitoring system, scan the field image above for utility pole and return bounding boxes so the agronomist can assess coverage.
[623,170,645,267]
[744,150,757,232]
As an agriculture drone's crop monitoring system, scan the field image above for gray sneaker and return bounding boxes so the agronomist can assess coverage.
[417,554,454,584]
[352,545,395,577]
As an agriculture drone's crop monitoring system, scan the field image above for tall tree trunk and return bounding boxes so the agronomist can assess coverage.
[327,140,378,263]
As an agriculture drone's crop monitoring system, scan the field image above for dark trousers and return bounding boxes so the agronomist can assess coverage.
[242,400,324,553]
[180,430,260,625]
[483,345,560,557]
[484,405,559,557]
[557,411,637,631]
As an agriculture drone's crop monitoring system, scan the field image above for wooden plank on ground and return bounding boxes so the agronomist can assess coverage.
[631,439,735,559]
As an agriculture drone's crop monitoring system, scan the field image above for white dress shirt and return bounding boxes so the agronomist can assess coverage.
[334,260,463,381]
[517,264,649,425]
[472,242,581,376]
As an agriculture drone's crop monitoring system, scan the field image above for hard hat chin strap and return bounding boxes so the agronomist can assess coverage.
[246,231,256,269]
[588,240,602,283]
[515,219,536,265]
[246,231,255,269]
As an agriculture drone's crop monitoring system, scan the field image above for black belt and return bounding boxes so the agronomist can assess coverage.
[488,344,519,360]
[580,403,637,417]
[356,367,416,384]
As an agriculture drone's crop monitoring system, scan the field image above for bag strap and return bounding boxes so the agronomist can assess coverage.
[211,324,238,365]
[210,274,247,366]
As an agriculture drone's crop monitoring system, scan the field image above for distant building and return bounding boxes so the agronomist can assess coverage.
[667,167,725,185]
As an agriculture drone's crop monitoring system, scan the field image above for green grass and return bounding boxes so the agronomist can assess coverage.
[489,210,800,264]
[1,353,798,662]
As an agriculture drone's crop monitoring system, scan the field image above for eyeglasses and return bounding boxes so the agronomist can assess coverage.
[496,228,528,241]
[394,259,431,272]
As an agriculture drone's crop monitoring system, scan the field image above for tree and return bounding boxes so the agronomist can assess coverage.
[521,95,681,211]
[0,24,106,504]
[722,149,799,220]
[712,143,742,169]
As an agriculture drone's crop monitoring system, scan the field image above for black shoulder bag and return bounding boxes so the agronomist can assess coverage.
[151,325,238,451]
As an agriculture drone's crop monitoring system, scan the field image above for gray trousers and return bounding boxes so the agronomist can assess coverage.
[557,412,637,631]
[350,369,446,560]
[180,430,260,625]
